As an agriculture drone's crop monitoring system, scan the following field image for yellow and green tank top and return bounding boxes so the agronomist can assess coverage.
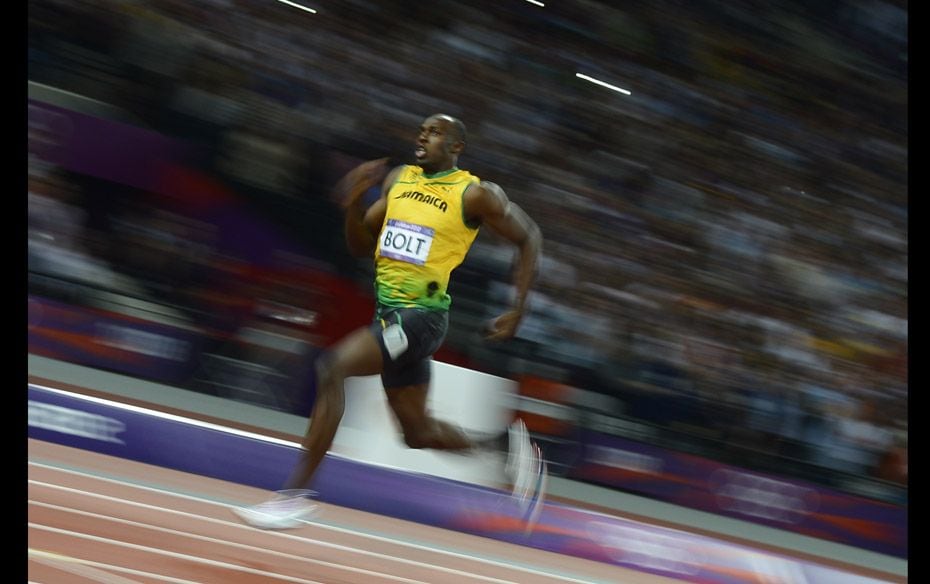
[374,165,481,311]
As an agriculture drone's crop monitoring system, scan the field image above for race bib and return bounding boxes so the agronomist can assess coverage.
[382,323,409,360]
[379,219,434,265]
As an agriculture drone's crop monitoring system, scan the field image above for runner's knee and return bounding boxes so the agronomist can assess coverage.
[394,412,433,449]
[402,426,431,449]
[314,353,343,394]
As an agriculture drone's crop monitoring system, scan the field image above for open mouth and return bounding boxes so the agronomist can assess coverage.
[415,146,427,160]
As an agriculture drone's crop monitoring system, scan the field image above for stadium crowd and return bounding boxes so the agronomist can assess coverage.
[28,0,906,487]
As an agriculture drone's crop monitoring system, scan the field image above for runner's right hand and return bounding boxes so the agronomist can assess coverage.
[339,158,391,209]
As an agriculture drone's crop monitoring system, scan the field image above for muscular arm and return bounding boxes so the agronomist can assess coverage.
[337,160,401,258]
[463,181,543,340]
[345,196,387,258]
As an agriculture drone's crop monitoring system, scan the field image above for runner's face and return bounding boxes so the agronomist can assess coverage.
[414,116,458,171]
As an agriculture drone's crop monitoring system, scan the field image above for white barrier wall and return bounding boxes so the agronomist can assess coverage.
[331,361,517,488]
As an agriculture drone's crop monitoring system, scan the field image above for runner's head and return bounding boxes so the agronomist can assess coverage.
[414,114,466,174]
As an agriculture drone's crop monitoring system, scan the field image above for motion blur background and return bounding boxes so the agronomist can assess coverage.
[28,0,906,538]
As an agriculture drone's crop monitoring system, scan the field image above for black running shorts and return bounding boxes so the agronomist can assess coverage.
[370,306,449,388]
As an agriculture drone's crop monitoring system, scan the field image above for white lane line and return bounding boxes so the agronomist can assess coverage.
[29,523,325,583]
[29,460,607,584]
[29,478,518,584]
[30,499,433,584]
[30,548,199,583]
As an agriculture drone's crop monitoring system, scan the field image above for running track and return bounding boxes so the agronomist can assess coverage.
[29,439,678,584]
[27,373,905,584]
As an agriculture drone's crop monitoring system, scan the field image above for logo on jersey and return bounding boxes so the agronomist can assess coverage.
[396,190,448,213]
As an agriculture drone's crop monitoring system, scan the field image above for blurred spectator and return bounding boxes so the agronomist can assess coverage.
[876,431,907,485]
[28,164,135,295]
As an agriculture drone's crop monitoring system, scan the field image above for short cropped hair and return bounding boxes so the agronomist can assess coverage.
[450,118,467,144]
[434,113,467,144]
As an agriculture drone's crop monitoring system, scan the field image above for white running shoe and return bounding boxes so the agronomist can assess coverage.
[506,418,529,480]
[232,489,318,530]
[507,419,544,510]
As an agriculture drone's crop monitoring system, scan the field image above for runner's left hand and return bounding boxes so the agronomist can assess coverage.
[484,310,523,342]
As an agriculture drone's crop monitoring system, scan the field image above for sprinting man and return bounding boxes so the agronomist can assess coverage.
[234,113,545,529]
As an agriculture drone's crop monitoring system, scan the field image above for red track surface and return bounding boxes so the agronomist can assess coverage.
[26,375,905,584]
[29,439,680,584]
